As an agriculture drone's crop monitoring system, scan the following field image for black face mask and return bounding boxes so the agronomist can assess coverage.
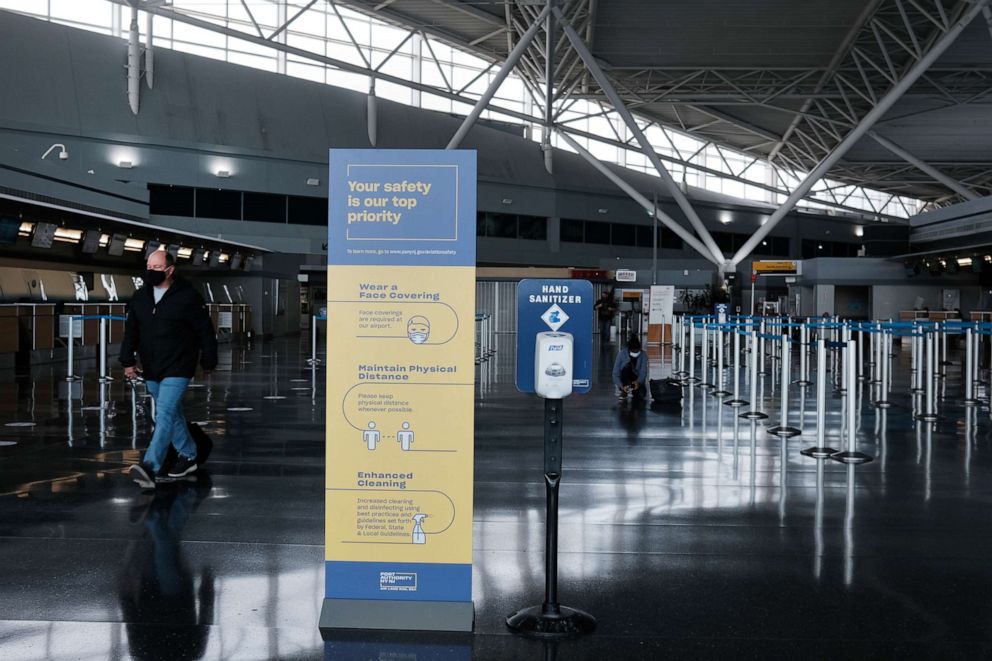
[144,269,168,287]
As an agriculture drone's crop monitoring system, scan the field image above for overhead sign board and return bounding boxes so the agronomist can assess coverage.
[516,279,593,394]
[615,269,637,282]
[753,260,801,275]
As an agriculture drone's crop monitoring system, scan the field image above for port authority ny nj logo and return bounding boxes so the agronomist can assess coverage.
[541,304,569,332]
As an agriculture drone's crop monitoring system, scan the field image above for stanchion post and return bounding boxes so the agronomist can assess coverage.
[874,327,891,408]
[802,338,836,458]
[741,330,767,421]
[965,327,980,406]
[65,315,78,382]
[832,338,873,464]
[725,328,747,407]
[714,327,731,397]
[688,322,698,383]
[916,331,939,422]
[700,324,714,390]
[769,334,800,437]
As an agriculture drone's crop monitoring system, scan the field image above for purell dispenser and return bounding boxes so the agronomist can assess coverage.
[534,332,574,399]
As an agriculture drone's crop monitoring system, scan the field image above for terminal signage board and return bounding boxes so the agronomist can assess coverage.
[322,149,476,631]
[515,279,593,394]
[753,260,801,275]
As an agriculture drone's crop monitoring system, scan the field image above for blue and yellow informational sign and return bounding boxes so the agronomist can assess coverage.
[322,149,476,631]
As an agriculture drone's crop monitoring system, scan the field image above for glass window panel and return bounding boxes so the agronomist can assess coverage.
[585,221,610,244]
[561,219,584,243]
[484,213,516,239]
[476,213,486,236]
[244,192,287,223]
[287,60,325,83]
[227,50,278,72]
[661,228,683,250]
[288,195,328,226]
[173,41,226,62]
[378,81,411,106]
[51,0,111,25]
[293,8,326,37]
[326,69,369,93]
[196,188,241,220]
[327,40,364,64]
[173,21,226,48]
[517,216,547,241]
[421,94,452,113]
[377,55,411,80]
[286,32,326,53]
[149,185,195,217]
[611,223,636,247]
[0,1,46,15]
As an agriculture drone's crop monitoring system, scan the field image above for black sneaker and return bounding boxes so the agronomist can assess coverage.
[167,455,198,478]
[129,462,156,490]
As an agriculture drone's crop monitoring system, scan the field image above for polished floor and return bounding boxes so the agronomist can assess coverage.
[1,334,991,659]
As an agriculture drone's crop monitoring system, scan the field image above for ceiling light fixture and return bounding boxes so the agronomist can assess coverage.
[118,160,133,169]
[306,178,320,186]
[216,170,231,178]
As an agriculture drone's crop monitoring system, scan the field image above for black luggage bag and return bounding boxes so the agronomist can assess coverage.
[649,378,683,406]
[163,421,214,470]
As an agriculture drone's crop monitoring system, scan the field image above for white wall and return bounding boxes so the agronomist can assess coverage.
[815,285,835,316]
[871,285,981,319]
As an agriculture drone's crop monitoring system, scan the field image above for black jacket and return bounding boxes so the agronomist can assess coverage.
[120,277,218,381]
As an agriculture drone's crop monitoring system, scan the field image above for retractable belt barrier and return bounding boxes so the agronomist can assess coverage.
[64,314,127,383]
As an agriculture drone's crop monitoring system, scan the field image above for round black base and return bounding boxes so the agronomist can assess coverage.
[673,371,688,377]
[910,388,924,394]
[858,376,871,382]
[915,413,939,422]
[713,389,732,397]
[685,376,701,383]
[794,380,813,387]
[724,399,748,408]
[767,426,801,438]
[874,400,892,409]
[964,399,981,407]
[740,411,768,420]
[506,605,597,638]
[830,450,874,464]
[699,383,715,390]
[801,446,837,458]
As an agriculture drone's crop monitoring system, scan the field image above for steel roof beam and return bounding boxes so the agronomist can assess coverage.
[555,131,722,266]
[554,4,725,265]
[731,0,990,267]
[864,131,980,200]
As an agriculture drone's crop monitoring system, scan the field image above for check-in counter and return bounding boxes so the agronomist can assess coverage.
[898,310,929,321]
[205,302,252,342]
[928,311,961,321]
[970,311,992,322]
[7,303,56,352]
[0,306,19,356]
[62,304,87,345]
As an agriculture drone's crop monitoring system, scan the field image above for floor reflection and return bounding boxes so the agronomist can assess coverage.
[120,476,215,661]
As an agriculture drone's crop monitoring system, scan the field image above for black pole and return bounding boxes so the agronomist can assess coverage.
[506,398,596,637]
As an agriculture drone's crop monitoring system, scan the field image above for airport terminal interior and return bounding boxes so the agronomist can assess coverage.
[3,1,992,659]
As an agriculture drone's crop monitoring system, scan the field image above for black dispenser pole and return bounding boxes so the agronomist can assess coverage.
[506,398,596,637]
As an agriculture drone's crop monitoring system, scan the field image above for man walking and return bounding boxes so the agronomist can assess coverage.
[122,249,218,488]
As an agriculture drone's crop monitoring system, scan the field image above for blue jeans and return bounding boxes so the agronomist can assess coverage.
[145,377,197,473]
